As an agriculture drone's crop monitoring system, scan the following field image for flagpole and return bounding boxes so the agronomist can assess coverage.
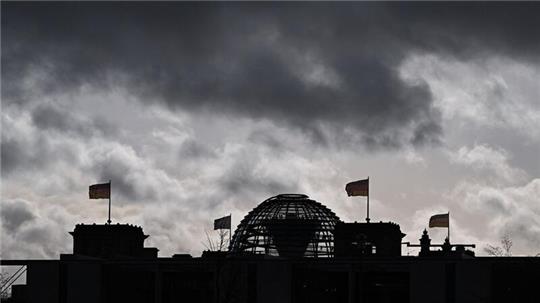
[366,176,370,223]
[447,211,450,242]
[108,180,112,225]
[229,213,232,251]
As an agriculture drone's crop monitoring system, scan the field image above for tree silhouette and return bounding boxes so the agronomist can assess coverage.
[1,271,11,299]
[483,234,512,256]
[202,229,230,251]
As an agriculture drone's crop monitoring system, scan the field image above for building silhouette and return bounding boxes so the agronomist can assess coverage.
[230,194,339,257]
[2,194,540,303]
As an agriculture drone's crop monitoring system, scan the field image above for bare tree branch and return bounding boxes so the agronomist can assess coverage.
[1,271,12,299]
[203,229,230,252]
[483,234,512,256]
[501,234,512,256]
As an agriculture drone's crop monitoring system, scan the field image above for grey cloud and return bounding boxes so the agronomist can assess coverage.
[5,3,513,148]
[0,131,59,176]
[247,129,287,152]
[0,199,73,259]
[455,179,540,254]
[391,3,540,62]
[19,226,51,246]
[6,3,538,148]
[1,137,25,175]
[218,155,299,205]
[179,139,217,160]
[31,103,115,137]
[502,217,540,251]
[0,125,87,178]
[1,200,36,233]
[92,156,145,202]
[2,2,540,258]
[221,171,294,201]
[32,105,78,133]
[1,102,116,176]
[485,196,514,216]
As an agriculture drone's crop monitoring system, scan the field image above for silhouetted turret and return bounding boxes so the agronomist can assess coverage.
[408,229,475,258]
[334,221,406,257]
[419,229,431,256]
[68,223,158,259]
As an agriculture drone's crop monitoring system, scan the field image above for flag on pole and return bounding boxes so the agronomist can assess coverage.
[214,215,231,230]
[89,182,110,199]
[429,213,449,228]
[345,179,369,197]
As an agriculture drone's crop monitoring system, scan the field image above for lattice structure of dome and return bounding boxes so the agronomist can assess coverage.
[229,194,341,258]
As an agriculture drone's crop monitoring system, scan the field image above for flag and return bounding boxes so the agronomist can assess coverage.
[429,213,449,228]
[214,215,231,230]
[89,182,110,199]
[345,179,369,197]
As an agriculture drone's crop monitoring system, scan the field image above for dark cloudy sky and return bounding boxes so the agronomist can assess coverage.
[2,2,540,258]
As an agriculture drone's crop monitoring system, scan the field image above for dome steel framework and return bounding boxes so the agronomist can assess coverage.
[229,194,341,258]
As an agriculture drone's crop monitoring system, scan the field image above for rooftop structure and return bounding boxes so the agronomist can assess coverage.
[2,193,539,303]
[69,223,158,259]
[334,221,406,257]
[229,194,340,257]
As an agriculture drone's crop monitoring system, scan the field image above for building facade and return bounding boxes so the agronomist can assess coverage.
[2,194,539,303]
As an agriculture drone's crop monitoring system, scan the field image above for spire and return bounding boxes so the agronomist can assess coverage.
[442,237,452,253]
[419,229,431,256]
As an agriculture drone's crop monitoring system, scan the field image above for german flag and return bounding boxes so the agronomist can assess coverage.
[429,213,449,228]
[89,182,110,199]
[345,179,369,197]
[214,215,231,230]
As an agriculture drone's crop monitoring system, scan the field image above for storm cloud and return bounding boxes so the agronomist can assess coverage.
[2,2,540,258]
[1,200,35,233]
[0,4,480,148]
[4,3,540,148]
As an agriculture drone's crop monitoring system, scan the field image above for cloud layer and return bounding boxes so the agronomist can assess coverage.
[2,2,540,258]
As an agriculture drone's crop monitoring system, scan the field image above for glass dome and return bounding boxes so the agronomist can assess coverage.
[229,194,341,258]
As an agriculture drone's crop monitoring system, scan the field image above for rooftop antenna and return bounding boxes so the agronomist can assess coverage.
[108,180,112,224]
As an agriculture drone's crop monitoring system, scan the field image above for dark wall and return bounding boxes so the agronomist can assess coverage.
[492,261,540,303]
[334,222,404,258]
[293,267,349,303]
[103,265,155,303]
[8,256,540,303]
